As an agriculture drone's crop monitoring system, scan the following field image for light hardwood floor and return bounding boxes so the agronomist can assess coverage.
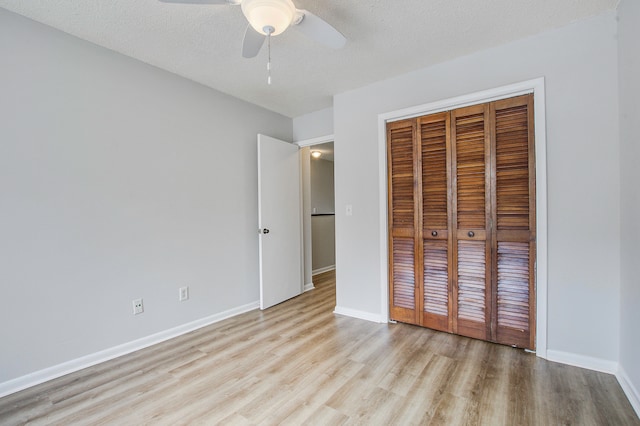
[1,271,638,425]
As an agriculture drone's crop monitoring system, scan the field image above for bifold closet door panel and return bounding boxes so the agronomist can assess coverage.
[451,104,492,341]
[419,113,452,332]
[388,120,419,325]
[491,94,536,349]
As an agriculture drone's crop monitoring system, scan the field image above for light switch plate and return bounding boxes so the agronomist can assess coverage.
[179,286,189,301]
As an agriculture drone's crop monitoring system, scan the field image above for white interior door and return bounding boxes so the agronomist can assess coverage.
[258,134,302,309]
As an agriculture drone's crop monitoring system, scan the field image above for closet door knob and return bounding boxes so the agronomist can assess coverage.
[468,231,475,238]
[431,231,438,237]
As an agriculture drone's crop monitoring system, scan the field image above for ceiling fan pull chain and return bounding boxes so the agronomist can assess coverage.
[262,25,275,85]
[267,29,272,85]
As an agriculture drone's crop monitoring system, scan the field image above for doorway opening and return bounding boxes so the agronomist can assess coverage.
[310,142,335,278]
[297,136,336,291]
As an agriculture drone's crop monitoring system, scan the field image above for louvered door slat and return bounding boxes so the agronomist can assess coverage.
[392,238,416,309]
[424,241,448,314]
[457,241,486,329]
[496,242,531,347]
[496,102,531,231]
[423,238,449,331]
[421,117,449,230]
[455,113,487,230]
[390,126,416,228]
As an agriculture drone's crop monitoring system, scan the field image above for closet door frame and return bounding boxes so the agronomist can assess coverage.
[378,78,548,358]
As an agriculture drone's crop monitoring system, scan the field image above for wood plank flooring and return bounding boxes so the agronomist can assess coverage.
[1,270,638,425]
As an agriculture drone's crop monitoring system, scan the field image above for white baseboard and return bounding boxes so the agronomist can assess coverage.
[617,366,640,418]
[312,265,335,275]
[546,349,617,374]
[333,305,384,323]
[0,300,259,399]
[303,282,315,292]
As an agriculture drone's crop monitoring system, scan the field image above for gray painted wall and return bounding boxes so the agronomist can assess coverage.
[293,107,333,141]
[312,216,335,272]
[0,9,292,383]
[618,0,640,404]
[310,158,335,214]
[333,12,621,363]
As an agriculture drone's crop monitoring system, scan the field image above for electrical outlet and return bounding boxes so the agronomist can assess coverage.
[132,298,144,315]
[179,286,189,301]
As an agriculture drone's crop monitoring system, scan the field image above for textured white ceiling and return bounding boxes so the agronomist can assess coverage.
[0,0,618,117]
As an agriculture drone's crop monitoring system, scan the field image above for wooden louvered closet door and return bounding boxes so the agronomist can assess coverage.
[387,119,419,325]
[491,95,536,349]
[387,93,536,350]
[451,104,492,342]
[419,113,452,332]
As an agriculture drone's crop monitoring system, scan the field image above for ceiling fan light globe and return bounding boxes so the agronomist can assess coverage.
[241,0,295,36]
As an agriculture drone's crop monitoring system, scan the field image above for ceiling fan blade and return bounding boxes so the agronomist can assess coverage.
[242,24,266,58]
[158,0,236,4]
[292,9,346,49]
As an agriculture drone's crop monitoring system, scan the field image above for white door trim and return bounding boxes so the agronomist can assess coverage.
[295,134,335,147]
[377,78,548,358]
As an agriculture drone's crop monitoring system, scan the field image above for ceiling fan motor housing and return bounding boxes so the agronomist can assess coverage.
[241,0,296,36]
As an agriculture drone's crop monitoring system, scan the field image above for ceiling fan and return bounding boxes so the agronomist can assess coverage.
[159,0,347,59]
